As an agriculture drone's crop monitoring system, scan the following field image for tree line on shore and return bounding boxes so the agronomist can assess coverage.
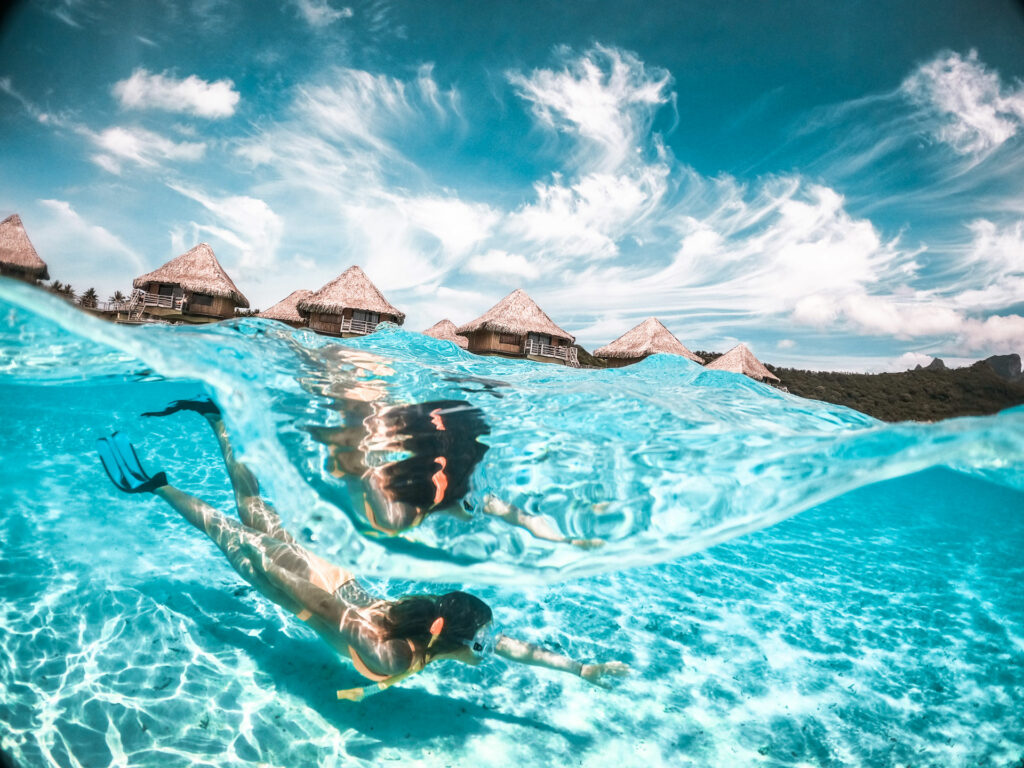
[45,281,125,309]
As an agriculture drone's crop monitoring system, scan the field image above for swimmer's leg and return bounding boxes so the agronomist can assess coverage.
[207,417,297,544]
[153,484,315,616]
[144,398,296,543]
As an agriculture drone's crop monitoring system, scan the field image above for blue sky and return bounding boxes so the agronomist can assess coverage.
[2,0,1023,371]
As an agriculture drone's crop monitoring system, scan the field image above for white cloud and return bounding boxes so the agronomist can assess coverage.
[293,66,458,153]
[901,49,1024,156]
[30,200,143,295]
[508,44,673,173]
[466,250,539,280]
[169,184,282,270]
[505,165,669,261]
[292,0,353,27]
[959,314,1024,354]
[947,218,1024,311]
[113,69,240,119]
[777,339,796,350]
[89,126,205,172]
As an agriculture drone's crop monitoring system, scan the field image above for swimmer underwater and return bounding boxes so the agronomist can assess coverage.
[96,396,628,701]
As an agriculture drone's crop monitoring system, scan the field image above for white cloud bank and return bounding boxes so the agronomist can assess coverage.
[113,69,240,118]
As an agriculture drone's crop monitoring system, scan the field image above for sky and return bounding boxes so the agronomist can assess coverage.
[1,0,1023,372]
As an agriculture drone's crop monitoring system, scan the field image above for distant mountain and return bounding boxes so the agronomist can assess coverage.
[981,353,1022,382]
[914,357,947,372]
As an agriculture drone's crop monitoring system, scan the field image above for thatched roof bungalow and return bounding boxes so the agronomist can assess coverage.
[705,343,780,384]
[133,243,249,321]
[0,213,49,283]
[298,265,404,337]
[456,288,578,366]
[258,289,313,328]
[594,317,704,368]
[423,318,469,349]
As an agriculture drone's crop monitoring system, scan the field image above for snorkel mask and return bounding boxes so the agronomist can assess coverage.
[470,622,495,656]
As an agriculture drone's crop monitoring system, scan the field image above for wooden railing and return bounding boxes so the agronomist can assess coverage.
[140,292,184,310]
[525,341,579,366]
[308,317,379,336]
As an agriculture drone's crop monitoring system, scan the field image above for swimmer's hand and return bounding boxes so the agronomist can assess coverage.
[580,661,630,689]
[337,684,388,702]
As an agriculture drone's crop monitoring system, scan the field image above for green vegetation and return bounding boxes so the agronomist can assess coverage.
[699,351,1024,421]
[574,344,608,368]
[769,362,1024,421]
[78,287,99,308]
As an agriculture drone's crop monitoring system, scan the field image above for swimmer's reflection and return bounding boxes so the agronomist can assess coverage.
[309,398,600,547]
[96,400,626,700]
[297,346,600,547]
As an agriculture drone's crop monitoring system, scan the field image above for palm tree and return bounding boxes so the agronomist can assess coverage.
[49,280,65,294]
[108,290,127,305]
[79,288,99,308]
[59,284,76,301]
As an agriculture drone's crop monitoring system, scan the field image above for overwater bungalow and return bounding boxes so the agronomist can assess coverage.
[594,317,704,368]
[423,318,469,349]
[131,243,249,323]
[258,289,313,328]
[298,265,404,337]
[457,288,578,366]
[705,343,780,384]
[0,213,49,283]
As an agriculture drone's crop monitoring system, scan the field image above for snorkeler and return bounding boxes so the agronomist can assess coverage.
[96,404,627,700]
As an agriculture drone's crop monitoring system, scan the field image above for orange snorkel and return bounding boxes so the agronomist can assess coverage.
[427,616,445,649]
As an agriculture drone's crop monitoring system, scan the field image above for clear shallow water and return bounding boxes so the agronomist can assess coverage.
[1,279,1023,767]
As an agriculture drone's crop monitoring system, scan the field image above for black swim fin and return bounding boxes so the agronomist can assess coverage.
[96,432,168,494]
[141,396,220,419]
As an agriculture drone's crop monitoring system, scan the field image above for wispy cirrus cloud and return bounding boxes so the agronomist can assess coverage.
[508,44,674,174]
[168,184,283,271]
[901,49,1024,157]
[113,69,240,118]
[292,0,353,27]
[89,126,206,173]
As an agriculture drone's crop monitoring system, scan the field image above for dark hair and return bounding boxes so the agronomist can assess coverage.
[381,590,492,658]
[371,401,489,510]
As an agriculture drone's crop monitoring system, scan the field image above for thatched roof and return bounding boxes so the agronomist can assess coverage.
[705,343,780,383]
[456,288,574,343]
[423,318,469,349]
[594,317,703,363]
[0,214,49,280]
[133,243,249,307]
[258,289,313,323]
[298,265,405,322]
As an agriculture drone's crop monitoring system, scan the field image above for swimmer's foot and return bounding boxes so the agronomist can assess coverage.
[142,396,220,420]
[96,432,168,494]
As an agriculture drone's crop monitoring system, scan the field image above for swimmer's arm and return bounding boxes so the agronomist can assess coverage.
[494,635,629,689]
[481,495,603,549]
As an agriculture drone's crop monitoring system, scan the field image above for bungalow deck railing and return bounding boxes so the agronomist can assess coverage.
[308,317,379,336]
[525,341,580,367]
[139,292,184,311]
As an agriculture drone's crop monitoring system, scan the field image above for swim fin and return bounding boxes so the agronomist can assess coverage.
[141,396,220,419]
[96,432,168,494]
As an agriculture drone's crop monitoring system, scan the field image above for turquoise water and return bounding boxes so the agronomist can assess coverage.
[1,278,1023,767]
